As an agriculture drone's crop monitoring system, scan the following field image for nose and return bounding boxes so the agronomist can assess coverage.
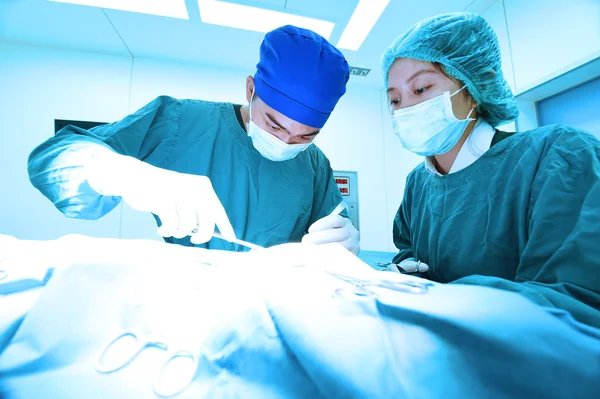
[391,100,419,113]
[280,135,294,144]
[268,130,292,144]
[399,98,421,109]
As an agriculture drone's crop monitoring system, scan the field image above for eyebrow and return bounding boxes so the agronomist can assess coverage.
[386,69,438,93]
[407,69,437,83]
[266,112,320,137]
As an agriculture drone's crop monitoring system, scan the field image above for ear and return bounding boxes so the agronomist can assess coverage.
[465,91,477,109]
[245,76,255,103]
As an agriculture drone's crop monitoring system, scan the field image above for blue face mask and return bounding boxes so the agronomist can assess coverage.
[392,86,475,156]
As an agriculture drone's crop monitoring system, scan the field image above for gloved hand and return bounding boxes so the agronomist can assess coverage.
[302,213,360,256]
[387,258,429,274]
[87,148,235,244]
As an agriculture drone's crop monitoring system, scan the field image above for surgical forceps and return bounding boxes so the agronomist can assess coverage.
[326,271,434,297]
[212,231,264,251]
[213,201,346,252]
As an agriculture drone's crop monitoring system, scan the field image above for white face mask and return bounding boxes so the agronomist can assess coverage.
[247,95,312,162]
[392,86,475,156]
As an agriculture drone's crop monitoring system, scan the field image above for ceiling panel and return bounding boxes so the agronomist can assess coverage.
[284,0,358,45]
[223,0,287,11]
[340,0,481,86]
[464,0,498,15]
[104,0,263,71]
[0,0,129,57]
[284,0,358,22]
[1,0,502,88]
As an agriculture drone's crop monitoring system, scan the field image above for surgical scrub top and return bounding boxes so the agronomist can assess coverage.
[28,96,343,251]
[393,124,600,329]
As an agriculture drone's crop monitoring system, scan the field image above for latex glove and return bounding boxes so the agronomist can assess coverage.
[387,258,429,274]
[87,148,235,244]
[302,214,360,256]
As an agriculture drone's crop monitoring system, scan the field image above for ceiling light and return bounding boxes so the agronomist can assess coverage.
[337,0,390,51]
[48,0,189,19]
[197,0,334,40]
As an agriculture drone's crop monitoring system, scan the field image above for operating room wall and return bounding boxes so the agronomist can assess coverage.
[478,0,600,133]
[481,1,517,132]
[503,0,600,93]
[0,42,392,250]
[0,41,128,240]
[481,0,600,95]
[482,0,600,133]
[537,77,600,140]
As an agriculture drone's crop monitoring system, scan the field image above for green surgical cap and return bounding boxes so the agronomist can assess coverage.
[381,12,519,127]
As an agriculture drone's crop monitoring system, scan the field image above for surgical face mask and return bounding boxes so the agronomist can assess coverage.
[392,86,475,156]
[247,97,312,162]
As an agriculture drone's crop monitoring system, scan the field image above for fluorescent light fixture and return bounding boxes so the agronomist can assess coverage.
[48,0,189,19]
[337,0,390,51]
[197,0,335,40]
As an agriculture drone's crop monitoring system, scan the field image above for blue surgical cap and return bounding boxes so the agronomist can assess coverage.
[254,25,349,129]
[381,12,519,127]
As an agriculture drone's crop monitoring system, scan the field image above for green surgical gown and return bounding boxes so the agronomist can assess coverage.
[28,96,343,251]
[393,124,600,328]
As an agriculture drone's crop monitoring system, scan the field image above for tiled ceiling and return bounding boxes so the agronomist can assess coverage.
[0,0,498,87]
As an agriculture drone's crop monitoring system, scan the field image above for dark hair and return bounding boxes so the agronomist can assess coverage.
[432,62,472,102]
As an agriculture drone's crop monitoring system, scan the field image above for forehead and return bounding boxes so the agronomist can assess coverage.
[388,58,441,82]
[255,96,319,132]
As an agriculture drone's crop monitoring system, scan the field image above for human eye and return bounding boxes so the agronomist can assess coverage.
[269,123,281,131]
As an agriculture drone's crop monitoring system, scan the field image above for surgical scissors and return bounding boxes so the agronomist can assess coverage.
[95,330,197,397]
[95,279,206,397]
[326,271,433,297]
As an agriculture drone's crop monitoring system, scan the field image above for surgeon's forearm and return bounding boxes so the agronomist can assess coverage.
[28,135,123,220]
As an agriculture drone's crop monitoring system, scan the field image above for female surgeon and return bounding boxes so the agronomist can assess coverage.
[382,12,600,329]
